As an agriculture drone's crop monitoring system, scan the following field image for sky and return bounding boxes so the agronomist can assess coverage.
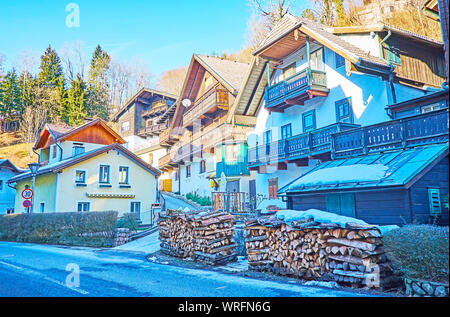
[0,0,310,82]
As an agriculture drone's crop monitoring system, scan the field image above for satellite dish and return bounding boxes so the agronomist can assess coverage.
[182,99,191,108]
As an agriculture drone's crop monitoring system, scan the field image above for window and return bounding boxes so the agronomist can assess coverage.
[148,153,154,165]
[326,193,355,217]
[302,110,316,132]
[428,188,442,215]
[75,170,86,184]
[199,160,206,174]
[77,202,90,212]
[186,165,191,178]
[310,48,324,71]
[121,121,130,132]
[39,202,45,213]
[335,52,345,68]
[0,180,2,191]
[383,43,401,65]
[225,144,239,162]
[263,130,272,144]
[130,202,141,219]
[72,144,85,157]
[268,178,278,200]
[52,145,57,159]
[421,103,441,114]
[283,63,296,80]
[99,165,110,184]
[174,170,179,181]
[335,97,353,123]
[281,124,292,139]
[118,166,129,185]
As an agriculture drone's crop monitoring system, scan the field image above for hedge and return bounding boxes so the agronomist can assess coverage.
[0,211,118,247]
[382,225,449,283]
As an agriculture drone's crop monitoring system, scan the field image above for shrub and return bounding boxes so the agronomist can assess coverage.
[382,225,449,283]
[116,213,139,231]
[0,211,118,247]
[185,191,212,206]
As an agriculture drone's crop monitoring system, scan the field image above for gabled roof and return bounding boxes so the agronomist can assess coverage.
[279,143,449,195]
[112,88,178,122]
[0,159,24,174]
[8,143,161,184]
[34,119,126,150]
[254,13,391,70]
[331,23,443,47]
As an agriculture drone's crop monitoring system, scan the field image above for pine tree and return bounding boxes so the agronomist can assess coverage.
[65,74,87,126]
[87,45,110,120]
[37,45,64,88]
[0,69,21,121]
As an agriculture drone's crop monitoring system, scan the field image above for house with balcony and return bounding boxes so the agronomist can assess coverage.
[7,119,161,223]
[158,54,255,204]
[112,88,178,170]
[244,13,448,221]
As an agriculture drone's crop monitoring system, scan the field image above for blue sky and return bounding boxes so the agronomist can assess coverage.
[0,0,310,81]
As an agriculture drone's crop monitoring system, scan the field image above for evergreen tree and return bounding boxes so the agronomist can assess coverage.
[37,45,64,88]
[87,45,110,119]
[65,74,87,126]
[0,69,21,121]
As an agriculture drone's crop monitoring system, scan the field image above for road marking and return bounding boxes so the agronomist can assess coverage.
[0,260,89,295]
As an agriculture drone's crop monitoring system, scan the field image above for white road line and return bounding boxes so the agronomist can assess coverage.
[0,260,89,295]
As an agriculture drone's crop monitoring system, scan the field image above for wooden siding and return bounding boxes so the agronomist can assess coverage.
[409,155,449,224]
[65,124,121,145]
[384,34,446,88]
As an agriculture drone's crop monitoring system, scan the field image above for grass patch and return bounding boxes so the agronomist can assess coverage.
[0,133,38,169]
[382,225,449,283]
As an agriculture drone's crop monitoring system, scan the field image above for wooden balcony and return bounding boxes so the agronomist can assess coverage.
[183,85,229,128]
[158,152,172,172]
[159,128,179,147]
[142,101,169,118]
[265,68,329,112]
[138,122,168,137]
[332,108,449,159]
[248,122,360,170]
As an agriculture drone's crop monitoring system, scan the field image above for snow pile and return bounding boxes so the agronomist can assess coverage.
[378,225,400,236]
[276,209,369,227]
[285,164,389,190]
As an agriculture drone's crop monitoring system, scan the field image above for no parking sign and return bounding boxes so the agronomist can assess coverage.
[23,200,32,208]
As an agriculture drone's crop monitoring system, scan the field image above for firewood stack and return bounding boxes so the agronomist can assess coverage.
[245,213,396,289]
[158,210,237,265]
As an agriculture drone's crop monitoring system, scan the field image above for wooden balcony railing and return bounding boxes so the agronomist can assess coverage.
[248,122,360,167]
[159,152,172,170]
[159,128,179,146]
[183,85,229,127]
[138,122,168,136]
[265,68,328,110]
[332,108,449,159]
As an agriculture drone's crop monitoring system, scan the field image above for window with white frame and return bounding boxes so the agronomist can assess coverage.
[77,202,90,212]
[72,143,85,156]
[75,170,86,184]
[99,165,110,184]
[130,202,141,219]
[121,121,130,132]
[118,166,129,184]
[39,202,45,213]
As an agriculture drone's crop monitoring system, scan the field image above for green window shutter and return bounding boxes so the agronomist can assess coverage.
[428,188,442,215]
[340,193,356,218]
[326,194,341,215]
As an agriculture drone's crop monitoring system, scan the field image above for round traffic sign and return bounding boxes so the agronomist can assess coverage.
[21,188,33,199]
[23,200,32,208]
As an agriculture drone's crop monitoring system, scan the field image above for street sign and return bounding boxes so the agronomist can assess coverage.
[21,188,33,199]
[23,200,32,208]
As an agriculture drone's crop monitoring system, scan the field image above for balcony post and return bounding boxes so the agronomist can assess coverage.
[401,119,407,149]
[362,127,367,155]
[306,36,311,83]
[266,61,271,88]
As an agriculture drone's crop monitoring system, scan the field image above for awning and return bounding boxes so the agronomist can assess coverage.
[279,143,449,195]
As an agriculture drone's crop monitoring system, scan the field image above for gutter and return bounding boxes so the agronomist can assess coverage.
[377,30,397,103]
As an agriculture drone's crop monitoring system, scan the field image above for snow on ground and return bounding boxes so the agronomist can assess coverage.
[276,209,368,227]
[113,231,160,253]
[219,256,248,273]
[286,164,389,190]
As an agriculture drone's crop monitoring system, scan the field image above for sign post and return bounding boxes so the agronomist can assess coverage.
[21,188,33,213]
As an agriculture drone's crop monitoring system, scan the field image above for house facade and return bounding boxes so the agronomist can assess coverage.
[0,159,23,214]
[7,119,161,222]
[157,55,255,209]
[112,88,178,171]
[243,14,448,224]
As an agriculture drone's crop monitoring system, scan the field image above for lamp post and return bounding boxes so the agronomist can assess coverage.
[28,162,40,213]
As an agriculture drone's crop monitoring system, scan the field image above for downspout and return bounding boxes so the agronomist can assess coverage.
[378,30,397,103]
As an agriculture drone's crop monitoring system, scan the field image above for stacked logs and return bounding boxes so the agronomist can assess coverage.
[158,211,237,265]
[245,217,396,289]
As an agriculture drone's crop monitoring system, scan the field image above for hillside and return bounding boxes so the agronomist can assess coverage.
[0,132,38,169]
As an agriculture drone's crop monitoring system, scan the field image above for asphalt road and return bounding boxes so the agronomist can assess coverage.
[0,241,374,297]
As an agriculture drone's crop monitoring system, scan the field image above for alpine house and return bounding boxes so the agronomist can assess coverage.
[243,13,448,225]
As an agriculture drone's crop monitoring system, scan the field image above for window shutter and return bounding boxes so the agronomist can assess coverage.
[428,188,442,215]
[273,178,278,199]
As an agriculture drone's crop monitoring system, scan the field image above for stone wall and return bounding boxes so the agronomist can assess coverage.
[405,278,449,297]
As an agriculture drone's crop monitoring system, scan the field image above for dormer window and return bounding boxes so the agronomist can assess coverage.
[72,143,85,157]
[52,145,57,159]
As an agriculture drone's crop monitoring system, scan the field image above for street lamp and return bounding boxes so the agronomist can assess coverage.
[28,162,40,213]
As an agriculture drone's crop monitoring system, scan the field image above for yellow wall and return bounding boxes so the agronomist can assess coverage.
[14,150,157,219]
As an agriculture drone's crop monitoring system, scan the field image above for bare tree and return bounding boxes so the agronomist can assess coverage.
[249,0,292,27]
[61,41,86,84]
[156,66,188,96]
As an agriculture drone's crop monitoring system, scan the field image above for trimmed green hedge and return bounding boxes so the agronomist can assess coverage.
[383,225,449,283]
[186,192,212,206]
[116,213,139,231]
[0,211,118,247]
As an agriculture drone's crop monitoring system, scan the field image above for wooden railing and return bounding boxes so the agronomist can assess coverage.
[159,152,172,169]
[183,86,229,127]
[332,108,449,159]
[138,122,168,136]
[248,122,360,167]
[265,68,327,108]
[142,103,169,118]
